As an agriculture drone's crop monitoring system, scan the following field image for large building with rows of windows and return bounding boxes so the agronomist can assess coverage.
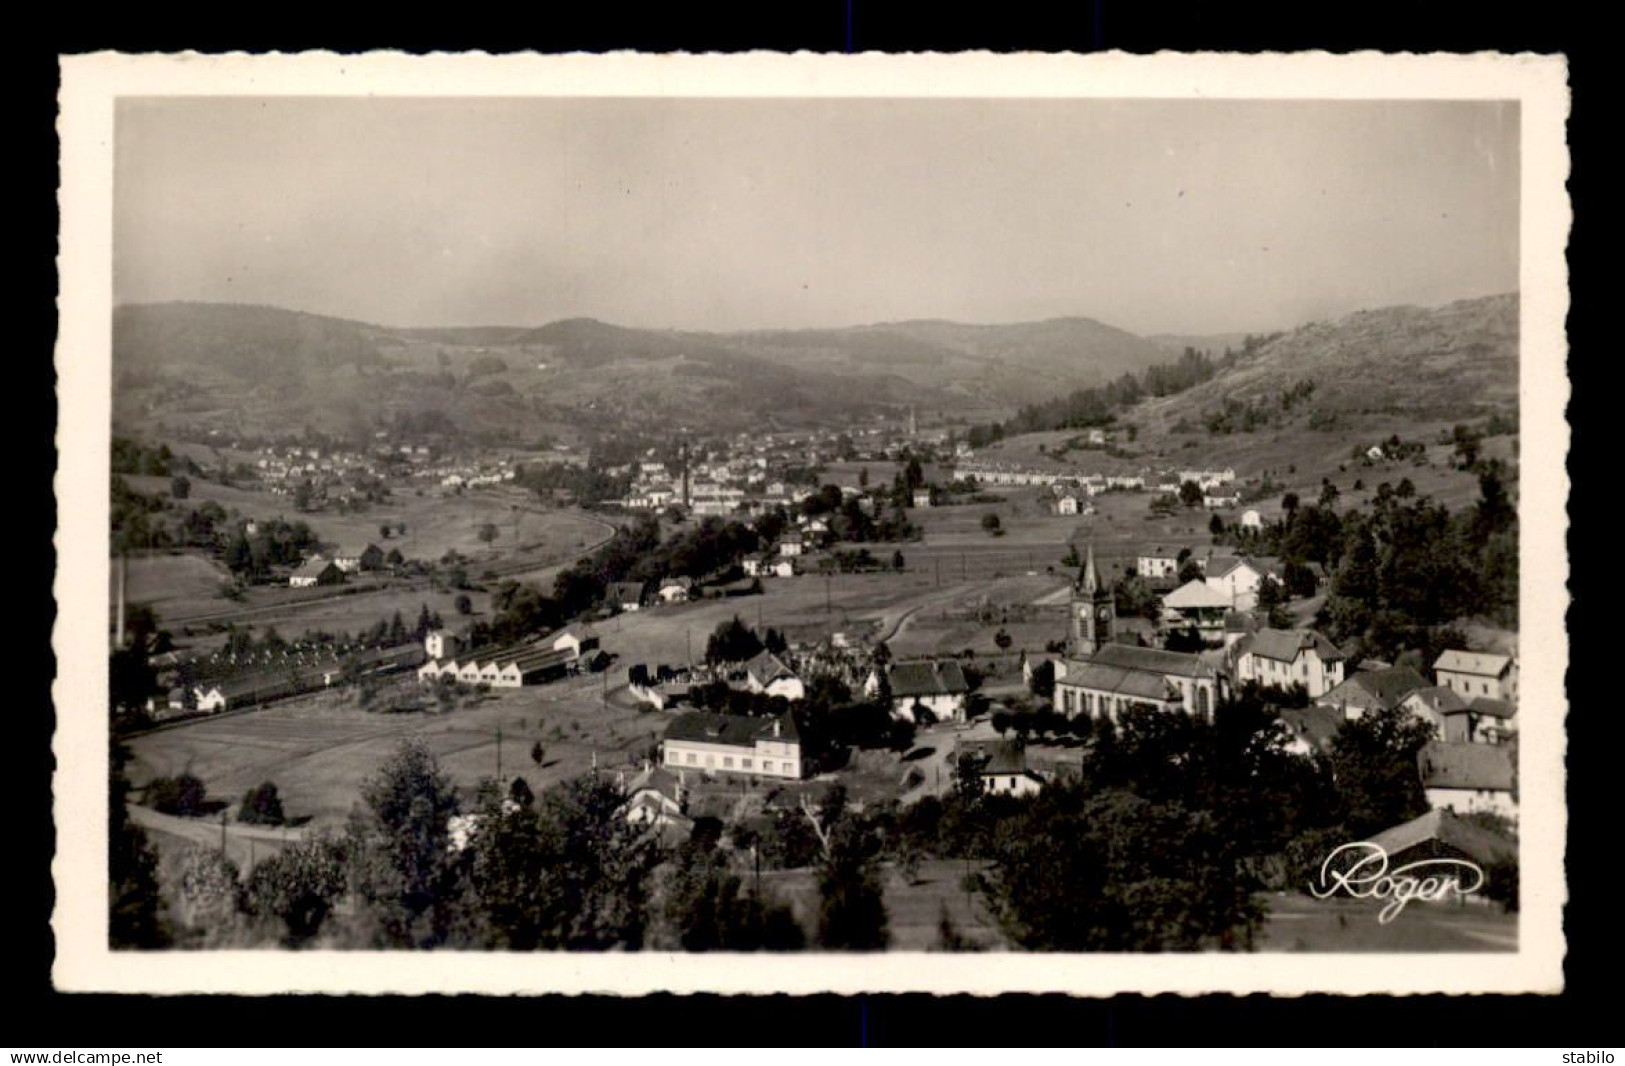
[662,710,805,780]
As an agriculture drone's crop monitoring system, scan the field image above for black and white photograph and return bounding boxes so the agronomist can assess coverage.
[53,51,1569,996]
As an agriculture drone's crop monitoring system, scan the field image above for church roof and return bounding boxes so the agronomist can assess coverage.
[1077,544,1102,594]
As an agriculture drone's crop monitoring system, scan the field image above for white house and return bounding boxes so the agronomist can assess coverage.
[1136,551,1183,580]
[549,623,601,660]
[1433,649,1517,703]
[424,629,461,660]
[912,489,933,508]
[1056,494,1081,516]
[977,741,1045,798]
[289,557,344,588]
[1202,556,1274,611]
[871,660,972,723]
[659,577,694,603]
[1417,741,1517,819]
[1233,627,1347,699]
[743,651,805,702]
[662,711,805,780]
[779,532,805,557]
[1239,508,1264,531]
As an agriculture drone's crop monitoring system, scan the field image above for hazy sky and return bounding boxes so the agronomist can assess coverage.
[114,97,1519,336]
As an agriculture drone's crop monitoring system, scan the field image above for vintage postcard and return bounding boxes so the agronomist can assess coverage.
[54,51,1569,995]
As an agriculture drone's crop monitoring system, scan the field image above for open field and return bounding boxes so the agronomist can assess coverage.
[126,475,610,565]
[127,671,670,830]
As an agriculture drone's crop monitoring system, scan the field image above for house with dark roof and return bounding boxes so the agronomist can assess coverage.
[743,651,805,701]
[661,710,804,780]
[870,660,972,723]
[1053,643,1221,722]
[1276,704,1346,757]
[620,763,693,841]
[1233,627,1347,698]
[1316,665,1429,722]
[1363,808,1516,872]
[1417,741,1517,818]
[977,740,1045,798]
[334,543,386,574]
[289,556,345,588]
[1434,649,1518,703]
[610,581,649,612]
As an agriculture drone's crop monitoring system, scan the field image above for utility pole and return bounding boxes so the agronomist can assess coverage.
[496,724,503,780]
[220,810,228,856]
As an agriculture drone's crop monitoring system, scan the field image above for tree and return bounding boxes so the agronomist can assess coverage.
[380,523,393,540]
[892,550,906,571]
[345,738,463,948]
[814,806,890,951]
[1179,480,1204,508]
[1177,558,1205,586]
[455,594,473,616]
[176,846,242,941]
[530,741,547,768]
[980,513,1002,534]
[478,522,500,546]
[293,480,315,512]
[1326,705,1436,838]
[170,475,191,500]
[110,743,170,948]
[386,547,405,567]
[1281,492,1300,521]
[245,836,348,947]
[1209,513,1225,537]
[239,781,286,826]
[993,628,1013,652]
[1319,480,1340,508]
[705,615,764,666]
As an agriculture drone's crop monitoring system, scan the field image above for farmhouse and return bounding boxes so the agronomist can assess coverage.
[289,557,345,588]
[1316,665,1429,721]
[1433,649,1517,703]
[743,651,806,702]
[873,660,972,723]
[334,543,386,574]
[912,489,933,508]
[779,531,805,557]
[661,711,805,780]
[658,576,694,603]
[1232,627,1346,699]
[1055,494,1081,515]
[1417,741,1517,818]
[610,581,649,612]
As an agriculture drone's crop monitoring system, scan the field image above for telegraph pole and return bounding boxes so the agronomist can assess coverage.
[496,724,503,780]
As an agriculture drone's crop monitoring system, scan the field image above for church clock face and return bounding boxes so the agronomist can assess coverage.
[1097,607,1112,620]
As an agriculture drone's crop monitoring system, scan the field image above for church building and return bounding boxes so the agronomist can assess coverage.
[1053,546,1223,722]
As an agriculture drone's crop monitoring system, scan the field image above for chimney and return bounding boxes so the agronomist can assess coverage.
[773,718,782,737]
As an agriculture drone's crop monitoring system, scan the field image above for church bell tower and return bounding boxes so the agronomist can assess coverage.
[1069,544,1114,658]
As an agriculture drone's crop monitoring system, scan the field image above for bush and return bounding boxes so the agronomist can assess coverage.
[148,774,208,816]
[239,781,286,826]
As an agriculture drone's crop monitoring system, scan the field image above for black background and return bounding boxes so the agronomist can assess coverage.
[23,2,1598,1046]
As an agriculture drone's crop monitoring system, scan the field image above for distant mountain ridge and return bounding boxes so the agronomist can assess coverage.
[110,294,1517,443]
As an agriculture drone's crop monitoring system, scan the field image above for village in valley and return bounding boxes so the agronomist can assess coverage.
[102,94,1526,957]
[109,338,1523,953]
